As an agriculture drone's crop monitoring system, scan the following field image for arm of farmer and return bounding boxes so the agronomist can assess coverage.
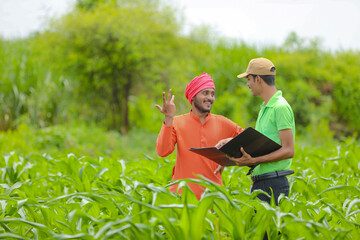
[155,89,177,157]
[227,129,294,166]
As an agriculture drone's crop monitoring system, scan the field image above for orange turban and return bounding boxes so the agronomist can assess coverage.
[185,72,215,104]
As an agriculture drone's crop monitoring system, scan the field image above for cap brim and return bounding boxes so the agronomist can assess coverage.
[237,72,249,78]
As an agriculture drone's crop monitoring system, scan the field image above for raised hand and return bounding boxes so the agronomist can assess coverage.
[155,89,176,125]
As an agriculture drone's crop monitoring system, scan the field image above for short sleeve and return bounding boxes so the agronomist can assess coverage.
[275,105,294,131]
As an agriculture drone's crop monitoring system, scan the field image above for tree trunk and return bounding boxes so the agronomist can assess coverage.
[111,82,122,132]
[122,75,132,134]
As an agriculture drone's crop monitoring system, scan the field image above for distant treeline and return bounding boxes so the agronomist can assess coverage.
[1,0,359,139]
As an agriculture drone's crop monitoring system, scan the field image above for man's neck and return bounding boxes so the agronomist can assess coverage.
[260,86,277,105]
[191,108,209,124]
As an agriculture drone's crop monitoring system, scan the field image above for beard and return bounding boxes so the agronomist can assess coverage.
[193,96,213,113]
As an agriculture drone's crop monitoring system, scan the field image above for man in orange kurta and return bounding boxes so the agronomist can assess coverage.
[155,72,243,199]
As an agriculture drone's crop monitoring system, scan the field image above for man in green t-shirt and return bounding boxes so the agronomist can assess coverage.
[217,58,295,205]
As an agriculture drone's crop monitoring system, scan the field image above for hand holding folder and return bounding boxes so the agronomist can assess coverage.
[189,127,281,167]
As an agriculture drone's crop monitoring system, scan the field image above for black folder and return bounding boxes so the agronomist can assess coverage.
[189,127,281,166]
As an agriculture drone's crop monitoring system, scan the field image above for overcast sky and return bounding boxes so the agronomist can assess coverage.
[1,0,359,51]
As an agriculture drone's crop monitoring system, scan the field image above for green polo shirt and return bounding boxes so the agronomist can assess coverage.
[252,90,295,176]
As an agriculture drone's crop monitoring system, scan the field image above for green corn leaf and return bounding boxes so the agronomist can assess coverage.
[53,233,93,240]
[0,218,55,237]
[179,190,190,239]
[94,218,135,239]
[0,233,26,239]
[346,209,360,218]
[191,194,218,240]
[346,198,360,217]
[319,185,360,195]
[5,181,23,195]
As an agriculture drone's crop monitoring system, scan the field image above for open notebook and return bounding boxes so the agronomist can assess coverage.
[189,127,281,166]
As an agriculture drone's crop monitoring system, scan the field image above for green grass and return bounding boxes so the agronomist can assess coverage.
[0,123,159,159]
[0,125,359,239]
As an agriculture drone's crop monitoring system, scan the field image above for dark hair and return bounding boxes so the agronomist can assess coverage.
[251,74,275,86]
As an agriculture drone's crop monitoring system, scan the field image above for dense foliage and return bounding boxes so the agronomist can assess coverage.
[0,0,359,138]
[40,1,183,133]
[0,125,359,239]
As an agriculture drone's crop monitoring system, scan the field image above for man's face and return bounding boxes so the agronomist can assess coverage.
[193,88,215,113]
[246,75,259,96]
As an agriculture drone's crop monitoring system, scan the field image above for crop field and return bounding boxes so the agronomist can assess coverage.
[1,0,360,239]
[0,137,359,239]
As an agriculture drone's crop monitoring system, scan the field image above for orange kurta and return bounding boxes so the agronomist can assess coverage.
[156,111,243,199]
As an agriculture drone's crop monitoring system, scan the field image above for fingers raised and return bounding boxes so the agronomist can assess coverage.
[162,91,166,104]
[167,89,172,102]
[155,104,163,112]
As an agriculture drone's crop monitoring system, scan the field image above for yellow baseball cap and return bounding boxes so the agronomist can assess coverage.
[237,58,276,78]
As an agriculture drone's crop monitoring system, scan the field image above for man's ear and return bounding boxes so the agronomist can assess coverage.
[256,75,262,83]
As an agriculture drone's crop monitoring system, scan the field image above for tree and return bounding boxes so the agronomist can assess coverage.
[42,0,181,133]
